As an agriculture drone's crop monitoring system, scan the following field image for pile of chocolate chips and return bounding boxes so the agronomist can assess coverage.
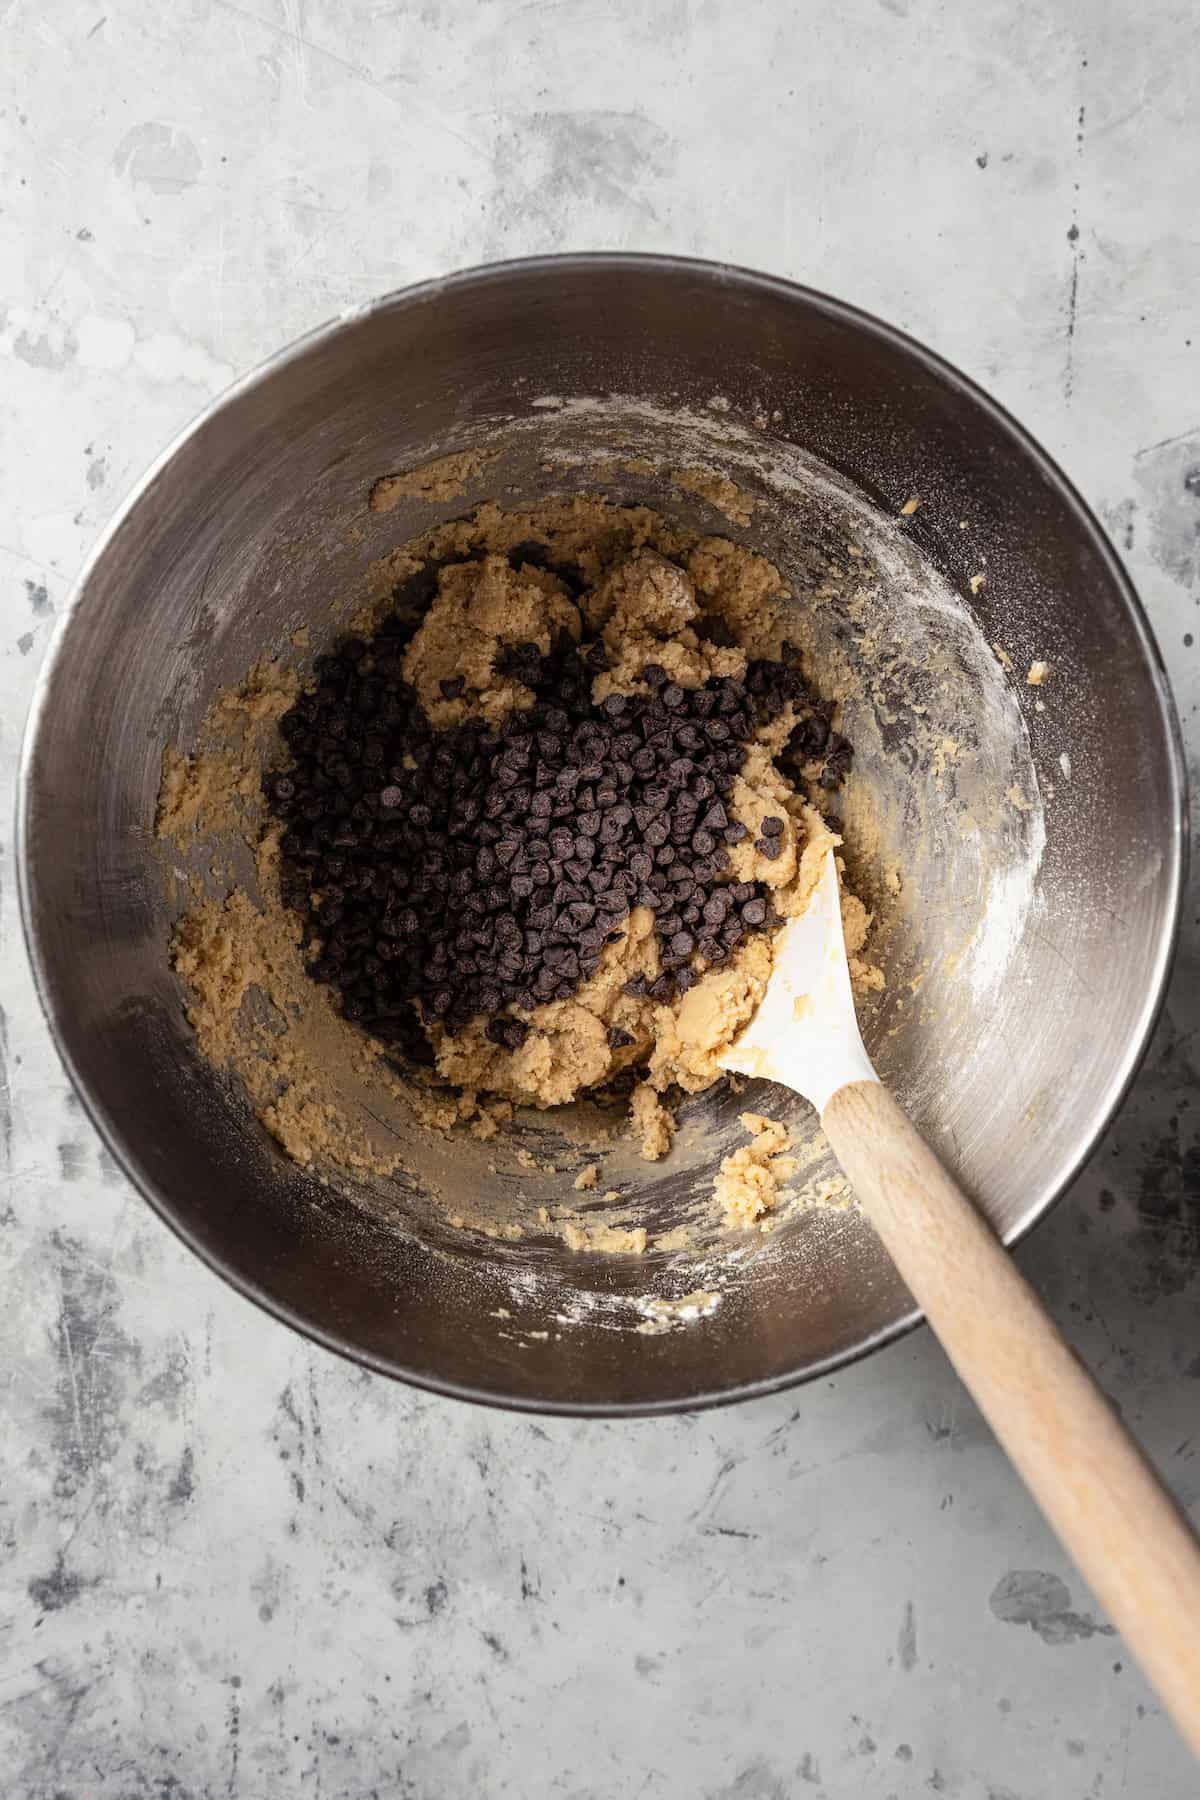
[267,567,852,1063]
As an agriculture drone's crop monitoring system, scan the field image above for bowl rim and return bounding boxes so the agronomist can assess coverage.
[17,251,1190,1418]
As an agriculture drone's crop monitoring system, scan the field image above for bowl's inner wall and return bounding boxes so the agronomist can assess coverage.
[22,263,1181,1410]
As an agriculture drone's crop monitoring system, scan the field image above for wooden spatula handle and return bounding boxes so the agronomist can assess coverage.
[823,1078,1200,1756]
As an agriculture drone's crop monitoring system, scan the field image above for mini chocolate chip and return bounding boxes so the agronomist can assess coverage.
[439,676,466,700]
[607,1026,635,1050]
[756,836,783,860]
[759,815,784,837]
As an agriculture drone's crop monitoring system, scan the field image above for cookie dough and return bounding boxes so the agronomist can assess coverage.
[403,545,849,1139]
[161,492,880,1242]
[713,1113,797,1228]
[368,448,493,511]
[402,552,580,729]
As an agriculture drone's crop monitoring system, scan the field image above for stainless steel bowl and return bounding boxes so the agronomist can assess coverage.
[18,256,1186,1414]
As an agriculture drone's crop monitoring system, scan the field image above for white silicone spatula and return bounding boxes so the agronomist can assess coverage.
[719,848,1200,1757]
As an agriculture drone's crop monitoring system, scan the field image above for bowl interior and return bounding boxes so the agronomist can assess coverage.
[20,259,1184,1411]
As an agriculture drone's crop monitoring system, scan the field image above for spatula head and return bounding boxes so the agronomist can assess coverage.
[718,849,878,1114]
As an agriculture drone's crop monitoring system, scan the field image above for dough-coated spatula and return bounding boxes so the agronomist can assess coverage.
[719,848,1200,1757]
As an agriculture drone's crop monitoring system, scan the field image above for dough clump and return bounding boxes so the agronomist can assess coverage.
[403,552,580,728]
[713,1113,798,1228]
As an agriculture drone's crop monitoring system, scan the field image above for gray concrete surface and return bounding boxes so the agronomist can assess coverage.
[2,3,1199,1795]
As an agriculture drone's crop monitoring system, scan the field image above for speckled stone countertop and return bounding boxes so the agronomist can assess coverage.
[2,5,1198,1796]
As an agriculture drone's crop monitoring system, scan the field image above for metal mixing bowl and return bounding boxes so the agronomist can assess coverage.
[18,256,1186,1414]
